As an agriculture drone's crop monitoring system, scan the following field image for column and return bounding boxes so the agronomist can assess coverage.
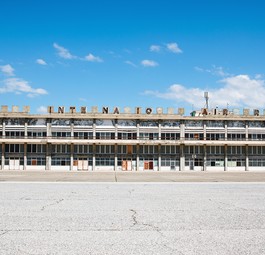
[158,144,161,171]
[136,121,140,139]
[115,120,118,140]
[92,143,96,171]
[203,123,206,140]
[70,143,74,171]
[24,122,28,138]
[224,144,228,171]
[158,122,161,140]
[114,144,117,171]
[203,144,207,171]
[70,123,74,137]
[1,143,5,170]
[3,121,6,138]
[180,122,185,141]
[47,121,51,137]
[136,144,139,171]
[224,121,228,140]
[245,123,248,141]
[180,144,185,171]
[93,121,96,140]
[245,145,249,171]
[46,143,51,170]
[23,143,27,170]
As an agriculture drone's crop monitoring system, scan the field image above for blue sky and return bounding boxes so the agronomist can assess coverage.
[1,0,265,114]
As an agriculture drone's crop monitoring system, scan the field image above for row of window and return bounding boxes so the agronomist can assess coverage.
[4,144,265,156]
[4,131,265,141]
[3,156,265,167]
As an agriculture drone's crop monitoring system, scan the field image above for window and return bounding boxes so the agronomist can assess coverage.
[27,144,46,153]
[51,132,71,138]
[5,144,24,153]
[139,133,159,140]
[227,134,246,140]
[5,131,24,138]
[51,157,70,166]
[27,157,46,165]
[206,133,225,140]
[95,132,115,139]
[95,145,115,154]
[74,132,93,139]
[139,146,158,154]
[52,145,70,154]
[161,133,180,140]
[185,133,204,140]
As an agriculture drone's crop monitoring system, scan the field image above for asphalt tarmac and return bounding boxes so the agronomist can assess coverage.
[0,182,265,255]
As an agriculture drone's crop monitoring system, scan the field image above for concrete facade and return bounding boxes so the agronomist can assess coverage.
[1,105,265,171]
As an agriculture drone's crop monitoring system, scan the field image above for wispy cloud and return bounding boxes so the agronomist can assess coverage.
[195,65,230,77]
[141,60,158,67]
[37,106,47,113]
[0,78,48,97]
[53,43,77,59]
[85,53,103,62]
[0,64,15,76]
[166,43,182,53]
[125,60,137,67]
[144,75,265,108]
[36,59,47,65]
[150,45,161,52]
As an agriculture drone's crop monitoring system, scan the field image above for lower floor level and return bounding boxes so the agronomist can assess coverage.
[1,142,265,171]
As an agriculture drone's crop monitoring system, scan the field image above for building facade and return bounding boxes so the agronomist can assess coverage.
[1,105,265,172]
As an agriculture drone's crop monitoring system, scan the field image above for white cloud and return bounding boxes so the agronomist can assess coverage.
[0,64,15,76]
[150,45,161,52]
[166,42,182,54]
[36,59,47,65]
[144,75,265,108]
[141,60,158,67]
[53,43,76,59]
[85,53,103,62]
[0,78,48,97]
[125,60,137,67]
[37,106,47,113]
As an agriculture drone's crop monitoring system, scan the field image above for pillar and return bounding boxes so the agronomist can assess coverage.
[136,144,139,171]
[46,143,51,170]
[1,143,5,170]
[114,144,117,171]
[157,144,161,171]
[180,144,185,171]
[224,144,228,171]
[23,143,27,170]
[70,143,74,171]
[203,144,207,171]
[92,144,96,171]
[245,145,249,171]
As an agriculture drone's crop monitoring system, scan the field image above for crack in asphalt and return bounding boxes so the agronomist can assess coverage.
[130,209,138,227]
[41,198,64,211]
[129,208,179,253]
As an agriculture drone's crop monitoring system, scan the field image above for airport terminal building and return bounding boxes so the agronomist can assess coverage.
[1,105,265,172]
